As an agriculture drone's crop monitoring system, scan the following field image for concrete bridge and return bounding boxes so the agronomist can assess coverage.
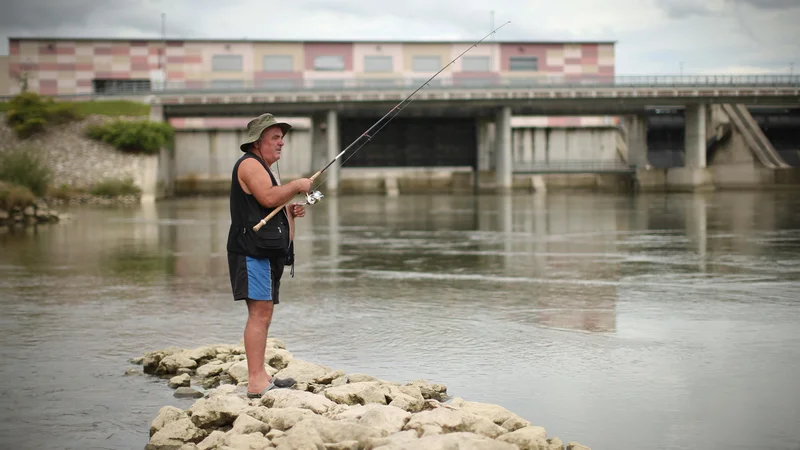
[133,74,800,195]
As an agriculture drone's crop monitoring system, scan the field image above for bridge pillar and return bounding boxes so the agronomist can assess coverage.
[495,106,512,191]
[626,114,649,168]
[685,104,707,168]
[326,110,340,192]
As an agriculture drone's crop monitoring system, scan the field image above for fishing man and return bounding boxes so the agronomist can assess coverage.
[226,113,312,398]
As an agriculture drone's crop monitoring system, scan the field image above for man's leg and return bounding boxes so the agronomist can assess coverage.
[244,299,273,394]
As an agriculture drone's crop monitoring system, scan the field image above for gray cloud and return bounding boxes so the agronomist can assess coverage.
[655,0,715,19]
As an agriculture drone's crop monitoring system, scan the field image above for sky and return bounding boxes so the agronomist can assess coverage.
[0,0,798,75]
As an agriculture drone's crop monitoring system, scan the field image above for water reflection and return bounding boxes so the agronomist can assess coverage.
[1,191,799,450]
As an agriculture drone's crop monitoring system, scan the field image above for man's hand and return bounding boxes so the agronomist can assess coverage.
[289,202,306,219]
[293,178,312,193]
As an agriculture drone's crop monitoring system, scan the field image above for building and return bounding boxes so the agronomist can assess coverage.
[3,37,615,96]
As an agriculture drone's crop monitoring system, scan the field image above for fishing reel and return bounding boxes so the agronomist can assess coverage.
[303,190,325,205]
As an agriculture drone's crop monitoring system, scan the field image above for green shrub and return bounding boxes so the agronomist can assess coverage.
[89,178,141,197]
[71,100,150,117]
[0,181,37,211]
[0,148,52,197]
[86,119,173,155]
[47,183,86,201]
[4,92,83,138]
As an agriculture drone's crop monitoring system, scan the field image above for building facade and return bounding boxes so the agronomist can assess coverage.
[4,37,615,96]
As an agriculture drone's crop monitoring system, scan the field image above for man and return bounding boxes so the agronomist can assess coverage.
[226,113,312,398]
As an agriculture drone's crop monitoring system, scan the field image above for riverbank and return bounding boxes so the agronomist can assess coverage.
[134,339,591,450]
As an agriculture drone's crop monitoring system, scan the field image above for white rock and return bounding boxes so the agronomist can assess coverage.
[261,389,336,414]
[264,348,293,370]
[496,426,549,450]
[224,432,273,449]
[168,373,191,389]
[324,382,387,406]
[230,413,270,435]
[567,442,591,450]
[145,418,206,450]
[150,406,188,437]
[273,359,331,384]
[243,406,316,431]
[373,431,516,450]
[403,407,508,439]
[450,397,530,429]
[188,395,249,428]
[196,430,226,450]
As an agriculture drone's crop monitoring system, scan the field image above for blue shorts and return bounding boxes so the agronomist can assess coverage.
[228,252,285,303]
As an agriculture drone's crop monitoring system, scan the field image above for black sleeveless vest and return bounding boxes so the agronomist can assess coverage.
[226,153,291,259]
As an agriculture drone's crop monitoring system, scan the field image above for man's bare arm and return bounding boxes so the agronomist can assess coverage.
[238,158,310,208]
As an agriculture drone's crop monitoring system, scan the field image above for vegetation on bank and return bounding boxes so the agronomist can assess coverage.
[0,97,149,117]
[4,92,83,138]
[86,119,174,155]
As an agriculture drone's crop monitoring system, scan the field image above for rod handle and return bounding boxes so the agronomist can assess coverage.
[251,169,324,232]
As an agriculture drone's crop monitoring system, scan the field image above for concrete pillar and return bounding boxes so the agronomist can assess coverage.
[534,129,547,163]
[475,117,495,171]
[627,115,649,168]
[310,114,328,172]
[326,110,340,191]
[149,104,164,123]
[495,106,512,190]
[522,128,534,163]
[685,104,707,168]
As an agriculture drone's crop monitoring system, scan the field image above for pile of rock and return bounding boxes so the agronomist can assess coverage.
[0,201,65,227]
[133,339,591,450]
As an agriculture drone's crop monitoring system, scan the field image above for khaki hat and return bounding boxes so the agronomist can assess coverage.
[239,113,292,152]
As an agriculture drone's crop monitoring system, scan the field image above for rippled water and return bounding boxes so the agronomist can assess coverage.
[1,191,799,450]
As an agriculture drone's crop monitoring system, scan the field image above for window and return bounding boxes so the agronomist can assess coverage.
[263,55,293,72]
[509,56,538,71]
[411,78,443,88]
[364,56,392,73]
[314,55,345,71]
[312,79,344,89]
[412,56,441,72]
[93,79,151,94]
[362,79,397,88]
[211,79,244,89]
[456,78,493,87]
[261,79,298,90]
[462,56,490,72]
[212,54,243,72]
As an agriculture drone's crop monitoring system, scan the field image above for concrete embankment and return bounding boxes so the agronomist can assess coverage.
[134,339,591,450]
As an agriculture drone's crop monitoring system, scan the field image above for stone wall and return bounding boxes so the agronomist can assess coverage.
[0,114,157,192]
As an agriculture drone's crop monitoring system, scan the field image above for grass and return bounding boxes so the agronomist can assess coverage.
[0,99,149,117]
[89,178,141,197]
[0,148,52,197]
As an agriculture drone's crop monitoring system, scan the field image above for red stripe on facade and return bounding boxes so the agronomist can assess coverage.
[304,43,353,71]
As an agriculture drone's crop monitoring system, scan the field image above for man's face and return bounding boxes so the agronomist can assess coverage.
[254,125,284,164]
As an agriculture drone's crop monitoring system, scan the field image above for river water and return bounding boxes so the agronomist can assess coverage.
[1,191,799,450]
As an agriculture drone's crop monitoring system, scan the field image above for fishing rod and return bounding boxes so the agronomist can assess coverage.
[254,20,511,232]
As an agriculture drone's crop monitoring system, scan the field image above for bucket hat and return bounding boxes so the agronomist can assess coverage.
[239,113,292,151]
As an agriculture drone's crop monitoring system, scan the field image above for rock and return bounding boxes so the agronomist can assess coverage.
[332,404,412,434]
[157,352,198,375]
[450,397,530,429]
[185,346,217,363]
[407,380,448,402]
[272,359,331,385]
[324,382,387,406]
[23,206,34,216]
[174,387,204,399]
[150,406,188,437]
[224,432,272,449]
[207,384,239,398]
[403,408,508,439]
[324,441,359,450]
[143,348,183,374]
[274,415,388,449]
[196,362,226,378]
[188,395,249,428]
[130,356,144,364]
[145,418,206,450]
[381,384,425,413]
[315,370,346,385]
[199,377,220,389]
[347,373,379,383]
[169,374,191,389]
[243,406,316,431]
[178,444,198,450]
[375,431,517,450]
[496,426,549,450]
[368,429,419,449]
[261,389,336,414]
[548,437,564,450]
[124,368,140,376]
[176,368,194,375]
[265,429,285,440]
[567,442,591,450]
[196,430,226,450]
[264,348,293,370]
[266,338,286,349]
[229,414,270,435]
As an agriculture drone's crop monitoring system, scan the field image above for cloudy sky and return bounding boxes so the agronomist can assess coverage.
[0,0,797,75]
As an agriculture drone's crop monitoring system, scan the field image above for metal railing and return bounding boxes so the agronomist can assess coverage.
[512,160,636,173]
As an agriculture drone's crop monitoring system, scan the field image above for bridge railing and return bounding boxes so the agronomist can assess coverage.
[77,74,800,96]
[512,160,637,174]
